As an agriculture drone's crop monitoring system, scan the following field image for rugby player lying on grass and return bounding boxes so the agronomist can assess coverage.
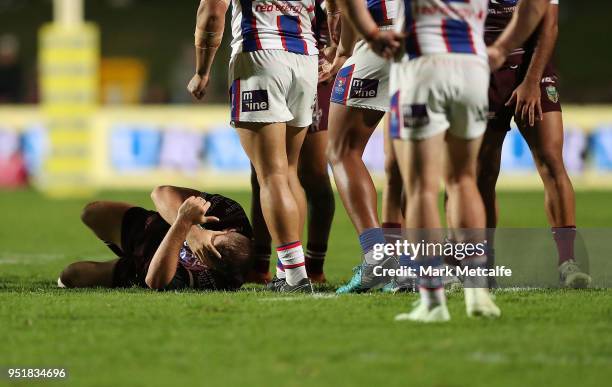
[58,186,253,291]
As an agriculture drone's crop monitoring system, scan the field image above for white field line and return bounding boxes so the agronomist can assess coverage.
[259,293,338,302]
[0,252,110,264]
[470,351,612,366]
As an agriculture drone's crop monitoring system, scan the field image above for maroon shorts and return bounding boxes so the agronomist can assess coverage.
[487,54,561,132]
[308,80,333,133]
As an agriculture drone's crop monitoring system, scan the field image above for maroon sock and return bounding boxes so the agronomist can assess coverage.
[552,226,576,266]
[382,222,402,229]
[305,243,326,274]
[252,245,271,274]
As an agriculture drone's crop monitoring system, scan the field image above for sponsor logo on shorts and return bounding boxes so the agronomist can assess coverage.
[475,105,488,122]
[349,78,379,99]
[541,76,556,84]
[546,85,559,103]
[402,104,430,128]
[241,90,269,112]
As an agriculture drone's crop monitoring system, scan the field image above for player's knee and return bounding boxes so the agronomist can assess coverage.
[535,151,567,180]
[59,263,79,288]
[326,140,349,165]
[384,159,402,186]
[258,170,289,189]
[150,185,170,203]
[81,201,103,227]
[477,162,501,190]
[445,174,477,193]
[299,167,330,192]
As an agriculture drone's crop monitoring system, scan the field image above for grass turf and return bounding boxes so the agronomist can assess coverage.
[1,189,611,387]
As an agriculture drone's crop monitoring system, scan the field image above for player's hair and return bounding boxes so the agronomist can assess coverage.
[214,232,252,275]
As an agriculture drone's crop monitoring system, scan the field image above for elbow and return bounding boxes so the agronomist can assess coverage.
[145,274,167,291]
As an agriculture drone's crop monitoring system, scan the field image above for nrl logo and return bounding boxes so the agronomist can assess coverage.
[546,85,559,103]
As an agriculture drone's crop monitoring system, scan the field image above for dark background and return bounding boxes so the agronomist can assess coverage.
[0,0,610,104]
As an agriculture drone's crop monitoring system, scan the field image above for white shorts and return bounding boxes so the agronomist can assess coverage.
[330,38,390,112]
[228,50,318,127]
[392,54,490,140]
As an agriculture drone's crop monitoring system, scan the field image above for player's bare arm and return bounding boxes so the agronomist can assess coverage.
[488,0,552,70]
[187,0,230,100]
[145,196,211,289]
[506,3,559,126]
[151,185,226,262]
[326,0,342,45]
[337,0,402,59]
[319,14,357,83]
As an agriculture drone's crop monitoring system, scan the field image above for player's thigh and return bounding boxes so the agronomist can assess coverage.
[236,122,289,178]
[81,201,134,249]
[299,130,329,177]
[61,259,119,288]
[328,104,384,155]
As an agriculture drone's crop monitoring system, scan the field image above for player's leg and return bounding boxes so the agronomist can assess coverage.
[395,132,450,322]
[445,131,500,318]
[519,111,590,287]
[446,56,500,318]
[445,134,486,230]
[237,122,309,289]
[476,129,507,229]
[58,259,119,288]
[246,165,273,284]
[298,129,335,283]
[475,128,508,289]
[59,201,133,288]
[328,104,384,233]
[328,104,396,293]
[382,117,405,229]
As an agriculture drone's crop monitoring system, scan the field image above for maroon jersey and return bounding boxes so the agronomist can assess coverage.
[485,1,524,56]
[485,0,558,57]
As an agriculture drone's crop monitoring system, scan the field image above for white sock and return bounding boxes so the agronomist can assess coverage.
[275,260,286,279]
[418,287,446,309]
[277,241,307,286]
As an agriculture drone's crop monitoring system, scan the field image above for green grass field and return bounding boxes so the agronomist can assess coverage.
[1,189,612,387]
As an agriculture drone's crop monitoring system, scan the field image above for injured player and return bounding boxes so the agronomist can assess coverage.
[58,185,253,291]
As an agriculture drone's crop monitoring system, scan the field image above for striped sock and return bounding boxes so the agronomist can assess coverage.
[277,241,307,286]
[275,260,286,279]
[359,228,386,264]
[417,257,445,308]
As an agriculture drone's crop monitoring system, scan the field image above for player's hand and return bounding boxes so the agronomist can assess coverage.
[506,80,543,127]
[319,53,348,84]
[487,45,508,72]
[187,73,210,100]
[186,227,227,261]
[177,196,219,226]
[327,12,342,45]
[367,30,404,60]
